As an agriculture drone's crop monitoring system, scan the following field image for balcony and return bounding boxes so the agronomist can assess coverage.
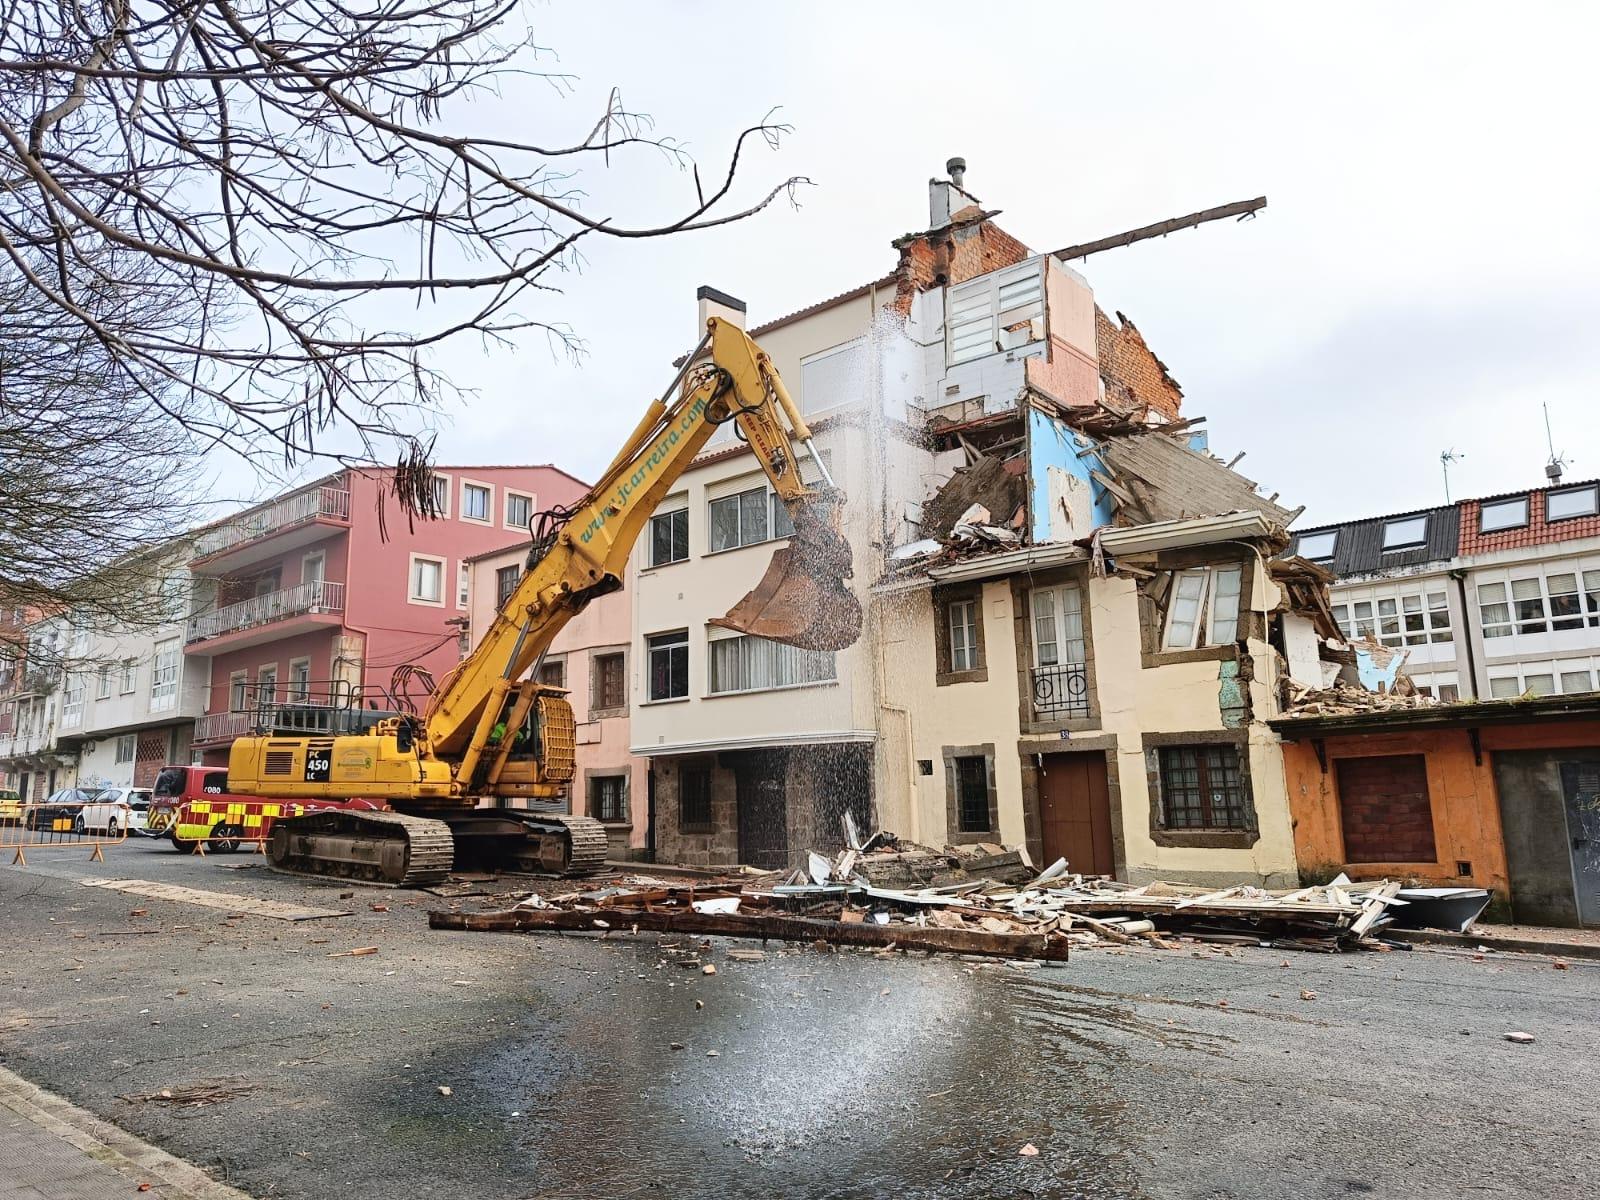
[1031,662,1090,721]
[192,486,350,567]
[185,580,346,649]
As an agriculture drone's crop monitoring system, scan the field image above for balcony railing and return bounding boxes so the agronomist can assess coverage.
[193,486,351,558]
[185,579,345,644]
[193,692,399,744]
[1031,661,1090,720]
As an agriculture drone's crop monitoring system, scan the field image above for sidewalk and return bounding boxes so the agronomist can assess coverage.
[0,1065,250,1200]
[1388,922,1600,961]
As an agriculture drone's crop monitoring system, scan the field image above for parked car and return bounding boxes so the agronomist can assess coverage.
[27,787,102,831]
[0,787,21,825]
[74,788,135,835]
[85,786,154,836]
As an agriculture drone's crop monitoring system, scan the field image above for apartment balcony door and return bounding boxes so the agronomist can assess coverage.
[1038,751,1114,877]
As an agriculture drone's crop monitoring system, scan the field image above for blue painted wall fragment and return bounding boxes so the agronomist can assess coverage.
[1355,644,1405,692]
[1028,408,1117,543]
[1218,659,1249,727]
[1188,429,1209,453]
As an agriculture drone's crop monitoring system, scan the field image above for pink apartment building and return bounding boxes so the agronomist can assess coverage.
[186,465,588,763]
[465,543,648,860]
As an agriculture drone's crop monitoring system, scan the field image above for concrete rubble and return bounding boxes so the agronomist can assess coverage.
[430,829,1414,956]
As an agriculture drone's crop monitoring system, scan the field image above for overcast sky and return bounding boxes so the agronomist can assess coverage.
[315,2,1599,528]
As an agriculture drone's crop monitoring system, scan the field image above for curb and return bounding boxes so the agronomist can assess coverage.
[1386,928,1600,961]
[0,1064,253,1200]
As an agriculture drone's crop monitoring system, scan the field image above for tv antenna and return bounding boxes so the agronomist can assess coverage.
[1440,449,1464,504]
[1543,403,1570,485]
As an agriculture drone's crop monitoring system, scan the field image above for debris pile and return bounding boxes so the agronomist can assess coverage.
[1283,680,1440,717]
[430,826,1410,957]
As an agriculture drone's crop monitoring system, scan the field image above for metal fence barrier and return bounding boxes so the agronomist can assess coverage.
[0,797,133,865]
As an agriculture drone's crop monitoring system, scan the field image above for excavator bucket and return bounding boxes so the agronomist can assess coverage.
[711,492,862,652]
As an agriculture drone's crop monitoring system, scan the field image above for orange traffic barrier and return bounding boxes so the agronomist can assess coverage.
[0,795,132,865]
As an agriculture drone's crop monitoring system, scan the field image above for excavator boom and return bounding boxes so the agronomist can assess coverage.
[227,318,861,884]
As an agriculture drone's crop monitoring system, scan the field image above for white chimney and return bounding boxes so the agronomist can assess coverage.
[928,156,972,228]
[696,285,746,338]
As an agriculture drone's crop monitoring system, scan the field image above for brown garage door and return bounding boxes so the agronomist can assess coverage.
[1336,754,1437,863]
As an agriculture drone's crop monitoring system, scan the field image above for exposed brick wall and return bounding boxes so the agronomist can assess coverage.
[890,208,1033,315]
[1335,754,1438,864]
[1096,308,1183,420]
[1458,486,1600,556]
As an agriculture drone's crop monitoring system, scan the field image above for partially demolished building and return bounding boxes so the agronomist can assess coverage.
[637,162,1331,885]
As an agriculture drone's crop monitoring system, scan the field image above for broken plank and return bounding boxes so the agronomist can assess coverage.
[428,907,1070,962]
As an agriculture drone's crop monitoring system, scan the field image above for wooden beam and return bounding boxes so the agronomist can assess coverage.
[429,906,1071,961]
[1051,197,1267,262]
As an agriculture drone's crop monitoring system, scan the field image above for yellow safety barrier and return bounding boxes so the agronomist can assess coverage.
[0,796,132,865]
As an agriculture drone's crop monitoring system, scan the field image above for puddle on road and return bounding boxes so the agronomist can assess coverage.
[370,941,1240,1200]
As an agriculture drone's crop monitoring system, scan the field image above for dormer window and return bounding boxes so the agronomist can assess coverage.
[1547,484,1598,521]
[1480,497,1528,533]
[1382,516,1427,550]
[1297,530,1337,561]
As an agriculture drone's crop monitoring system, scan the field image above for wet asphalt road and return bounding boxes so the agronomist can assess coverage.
[0,840,1596,1200]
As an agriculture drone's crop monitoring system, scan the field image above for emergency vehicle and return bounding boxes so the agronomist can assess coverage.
[151,765,376,853]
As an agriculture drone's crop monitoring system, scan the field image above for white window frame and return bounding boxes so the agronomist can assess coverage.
[96,664,111,700]
[946,258,1045,366]
[257,664,279,707]
[1547,484,1598,522]
[114,733,136,764]
[61,673,84,728]
[798,338,866,417]
[1297,531,1337,561]
[408,553,446,607]
[460,479,494,525]
[1487,655,1600,698]
[149,641,179,712]
[649,505,690,568]
[229,670,249,713]
[707,486,791,553]
[302,549,326,587]
[288,657,312,703]
[1029,584,1087,669]
[456,561,470,610]
[119,658,137,695]
[1382,516,1428,550]
[495,564,521,608]
[1480,496,1528,533]
[948,599,979,672]
[429,471,452,518]
[1163,565,1244,650]
[646,630,690,702]
[706,629,837,696]
[504,489,535,532]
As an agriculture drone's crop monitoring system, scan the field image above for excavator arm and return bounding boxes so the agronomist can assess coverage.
[421,317,862,762]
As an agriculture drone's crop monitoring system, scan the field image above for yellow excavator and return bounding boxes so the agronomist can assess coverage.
[227,318,862,885]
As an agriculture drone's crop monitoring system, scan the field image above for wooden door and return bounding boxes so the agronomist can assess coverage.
[1039,752,1114,876]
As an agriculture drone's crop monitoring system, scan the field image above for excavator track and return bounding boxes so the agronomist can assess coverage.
[267,809,609,886]
[519,813,610,877]
[268,810,454,887]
